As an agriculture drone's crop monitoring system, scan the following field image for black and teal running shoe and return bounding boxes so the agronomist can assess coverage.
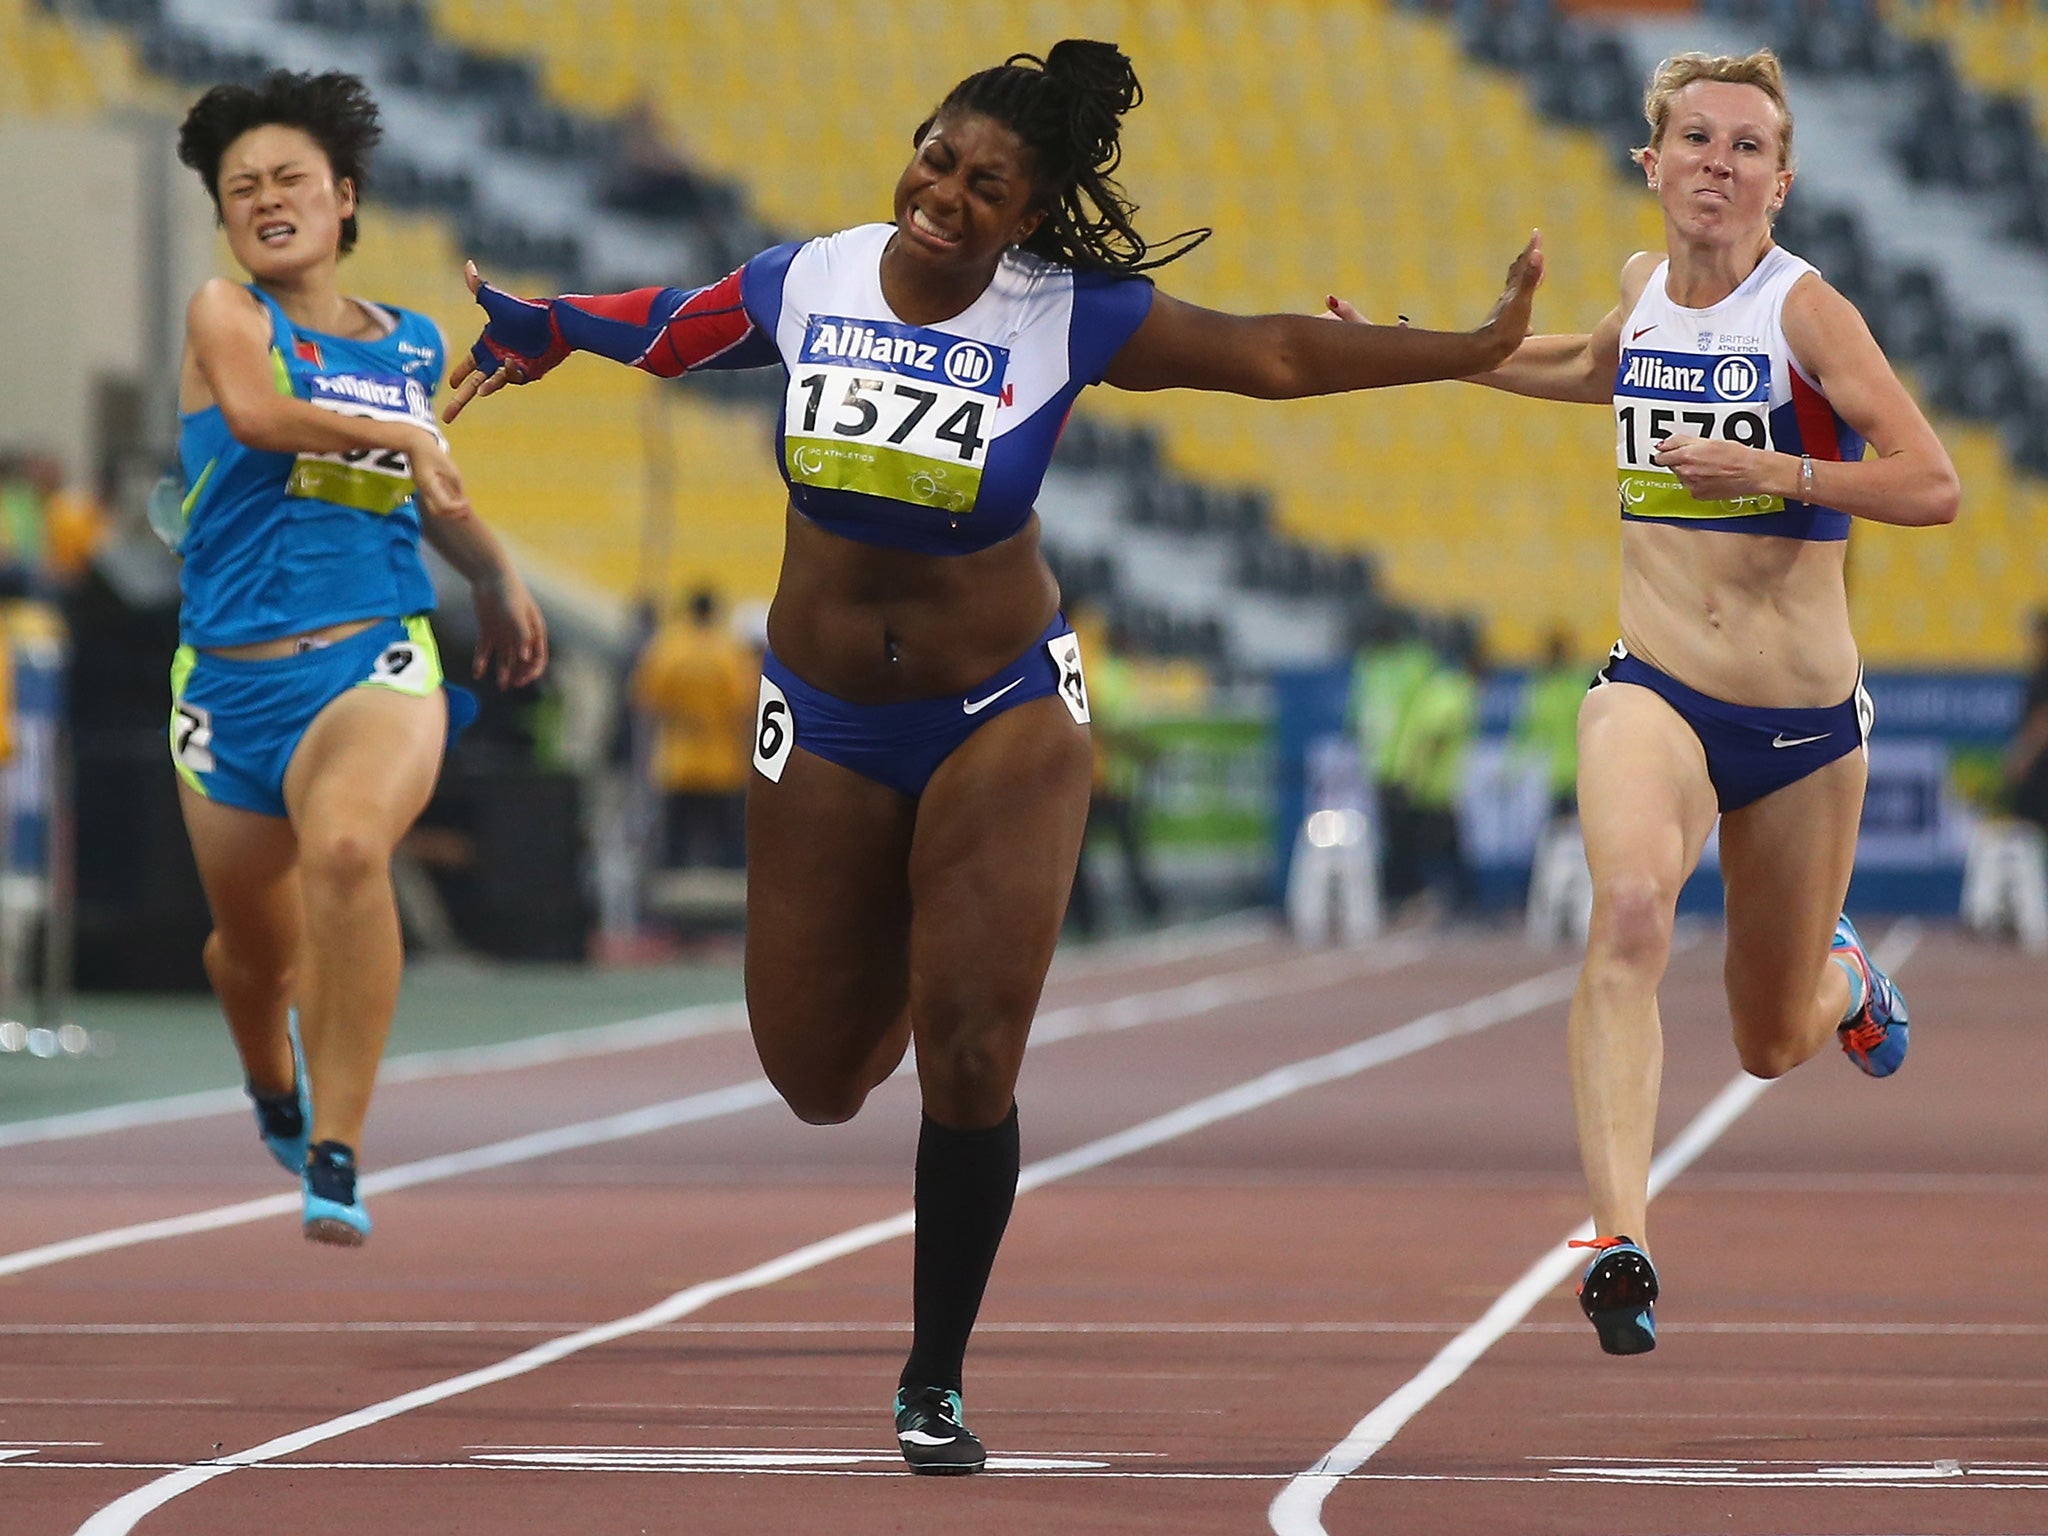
[1574,1235,1659,1355]
[246,1009,310,1176]
[302,1139,371,1247]
[893,1386,985,1474]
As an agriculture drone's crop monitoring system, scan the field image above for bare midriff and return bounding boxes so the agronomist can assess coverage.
[767,507,1061,702]
[1618,521,1859,707]
[203,616,383,661]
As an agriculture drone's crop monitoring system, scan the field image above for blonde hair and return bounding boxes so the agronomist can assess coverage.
[1635,49,1794,171]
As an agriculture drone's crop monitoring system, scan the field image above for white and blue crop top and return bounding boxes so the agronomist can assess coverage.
[1613,244,1862,541]
[467,224,1154,556]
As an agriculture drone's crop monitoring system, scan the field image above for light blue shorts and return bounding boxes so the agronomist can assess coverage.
[168,615,477,819]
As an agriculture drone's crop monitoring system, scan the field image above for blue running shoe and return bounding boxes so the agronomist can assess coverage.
[1832,915,1910,1078]
[893,1386,985,1474]
[1573,1236,1659,1356]
[246,1010,311,1175]
[302,1139,371,1247]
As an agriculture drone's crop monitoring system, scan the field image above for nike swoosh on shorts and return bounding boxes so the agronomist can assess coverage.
[962,678,1024,715]
[1771,731,1830,748]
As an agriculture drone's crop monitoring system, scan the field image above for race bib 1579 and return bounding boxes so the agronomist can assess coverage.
[1614,349,1781,521]
[784,317,1007,515]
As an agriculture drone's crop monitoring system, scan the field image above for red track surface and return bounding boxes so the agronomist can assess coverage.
[3,923,2043,1535]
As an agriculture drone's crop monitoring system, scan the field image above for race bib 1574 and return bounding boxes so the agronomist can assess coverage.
[783,316,1008,515]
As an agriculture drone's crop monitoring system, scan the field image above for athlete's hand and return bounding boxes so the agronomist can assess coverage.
[1650,433,1782,501]
[1476,232,1544,364]
[407,433,475,521]
[470,564,549,690]
[444,260,567,423]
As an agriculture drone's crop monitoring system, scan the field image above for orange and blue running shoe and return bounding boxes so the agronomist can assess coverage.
[1573,1235,1659,1356]
[1832,914,1909,1078]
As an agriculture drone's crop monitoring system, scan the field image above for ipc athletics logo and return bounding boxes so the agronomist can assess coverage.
[943,340,995,389]
[1712,356,1760,400]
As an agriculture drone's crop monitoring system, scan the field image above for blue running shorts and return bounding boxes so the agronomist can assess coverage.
[753,618,1090,797]
[169,615,477,818]
[1592,639,1872,813]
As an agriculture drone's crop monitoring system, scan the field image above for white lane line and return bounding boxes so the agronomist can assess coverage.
[1269,923,1924,1536]
[68,958,1580,1535]
[0,1002,748,1150]
[0,915,1296,1152]
[0,938,1437,1281]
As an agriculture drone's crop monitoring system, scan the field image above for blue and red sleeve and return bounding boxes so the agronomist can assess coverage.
[468,265,778,382]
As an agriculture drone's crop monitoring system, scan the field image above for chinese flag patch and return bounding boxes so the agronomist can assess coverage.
[293,337,324,367]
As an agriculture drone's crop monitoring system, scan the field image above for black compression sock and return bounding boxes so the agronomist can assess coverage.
[899,1103,1020,1395]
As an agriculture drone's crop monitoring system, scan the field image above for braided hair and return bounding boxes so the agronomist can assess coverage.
[178,71,382,256]
[917,39,1208,273]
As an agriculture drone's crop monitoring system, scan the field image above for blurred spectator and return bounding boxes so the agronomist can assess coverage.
[1513,625,1587,819]
[601,95,714,220]
[1391,619,1485,917]
[2004,610,2048,833]
[631,586,753,869]
[1067,607,1163,936]
[1348,608,1436,902]
[0,454,105,596]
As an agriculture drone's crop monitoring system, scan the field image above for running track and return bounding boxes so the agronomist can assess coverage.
[2,919,2044,1535]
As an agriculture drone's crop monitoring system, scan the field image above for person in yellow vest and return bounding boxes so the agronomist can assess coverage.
[1066,608,1161,935]
[1348,607,1437,902]
[631,587,755,868]
[1513,625,1588,819]
[1388,618,1483,917]
[0,617,13,768]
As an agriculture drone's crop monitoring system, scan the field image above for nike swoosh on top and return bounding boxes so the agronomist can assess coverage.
[1631,325,1657,341]
[962,678,1024,715]
[1771,731,1831,749]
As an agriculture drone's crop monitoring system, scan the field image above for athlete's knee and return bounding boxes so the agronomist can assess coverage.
[915,1022,1023,1123]
[1729,1002,1816,1079]
[203,929,295,996]
[1732,1026,1807,1079]
[1587,874,1678,971]
[767,1065,870,1127]
[296,824,389,899]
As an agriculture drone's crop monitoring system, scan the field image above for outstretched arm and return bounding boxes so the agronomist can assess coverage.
[1328,249,1652,404]
[1102,234,1543,397]
[444,259,776,421]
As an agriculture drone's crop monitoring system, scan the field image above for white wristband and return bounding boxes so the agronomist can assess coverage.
[1799,454,1815,498]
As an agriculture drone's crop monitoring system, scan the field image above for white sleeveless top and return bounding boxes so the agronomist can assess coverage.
[1613,244,1858,541]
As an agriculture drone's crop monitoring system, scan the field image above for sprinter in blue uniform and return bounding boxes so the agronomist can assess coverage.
[172,71,546,1245]
[448,39,1539,1470]
[1338,50,1959,1356]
